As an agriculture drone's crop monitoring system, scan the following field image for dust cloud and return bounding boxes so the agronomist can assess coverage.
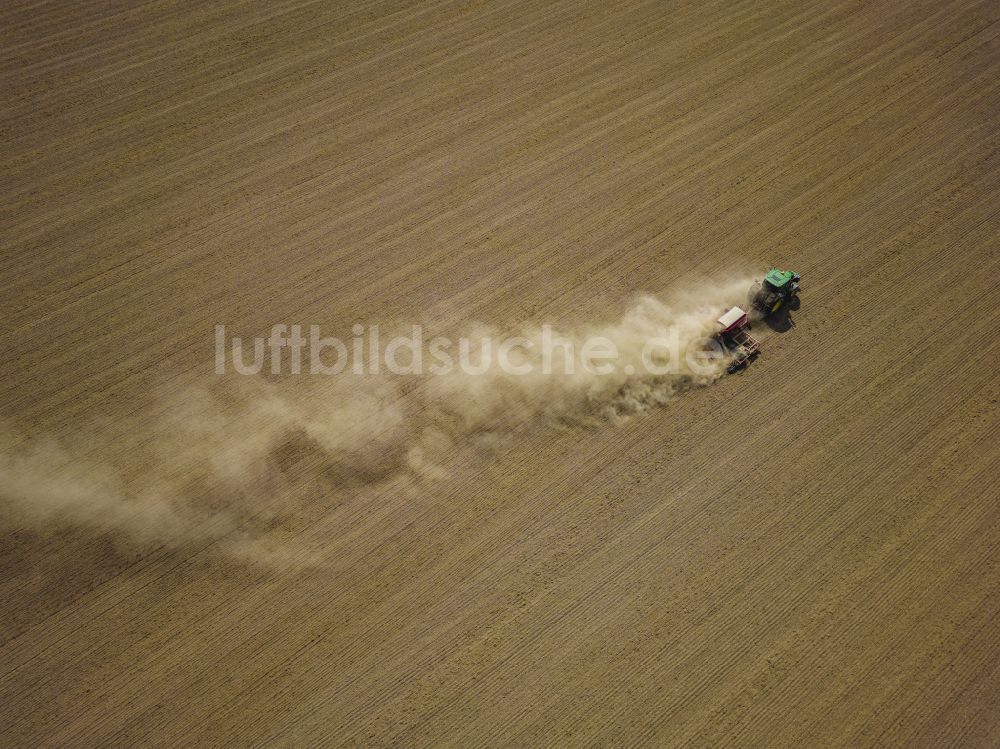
[0,278,754,555]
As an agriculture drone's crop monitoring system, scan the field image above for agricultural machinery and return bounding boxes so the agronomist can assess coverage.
[750,268,801,317]
[714,306,760,373]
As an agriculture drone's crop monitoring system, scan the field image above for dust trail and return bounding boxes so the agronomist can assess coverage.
[0,277,755,556]
[0,429,192,544]
[420,277,752,438]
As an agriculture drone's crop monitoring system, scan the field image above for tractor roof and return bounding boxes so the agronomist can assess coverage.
[764,268,794,288]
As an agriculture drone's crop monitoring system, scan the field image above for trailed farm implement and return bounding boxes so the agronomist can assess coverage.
[714,306,760,373]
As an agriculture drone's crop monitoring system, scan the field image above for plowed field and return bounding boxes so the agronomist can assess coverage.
[2,0,998,745]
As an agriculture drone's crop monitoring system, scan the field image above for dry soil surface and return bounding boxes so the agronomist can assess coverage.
[1,0,999,746]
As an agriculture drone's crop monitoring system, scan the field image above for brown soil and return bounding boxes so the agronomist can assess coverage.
[1,0,998,745]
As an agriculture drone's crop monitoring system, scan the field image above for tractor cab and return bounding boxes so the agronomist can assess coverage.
[714,306,760,372]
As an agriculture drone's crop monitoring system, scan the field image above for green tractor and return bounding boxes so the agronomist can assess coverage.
[750,268,801,317]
